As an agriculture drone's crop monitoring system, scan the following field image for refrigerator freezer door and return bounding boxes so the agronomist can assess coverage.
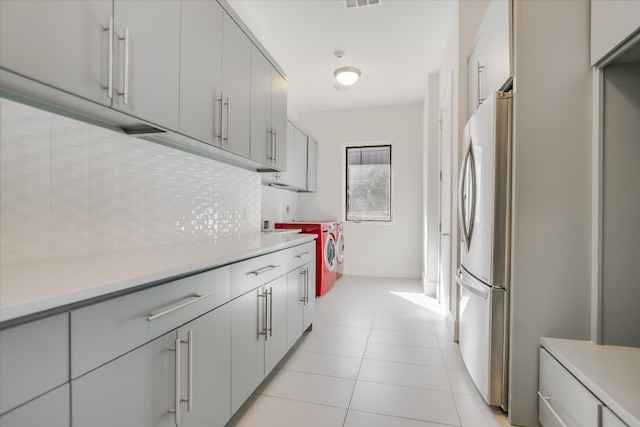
[457,267,507,409]
[459,92,512,289]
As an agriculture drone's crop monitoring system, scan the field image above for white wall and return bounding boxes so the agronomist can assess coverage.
[260,185,299,228]
[296,104,423,279]
[430,0,489,328]
[508,1,592,425]
[423,72,440,295]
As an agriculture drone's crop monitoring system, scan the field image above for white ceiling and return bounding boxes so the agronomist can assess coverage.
[226,0,457,116]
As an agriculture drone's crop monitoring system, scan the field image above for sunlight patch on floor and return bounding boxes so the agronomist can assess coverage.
[389,291,448,317]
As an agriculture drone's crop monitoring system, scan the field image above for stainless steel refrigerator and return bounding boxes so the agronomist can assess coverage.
[456,91,512,411]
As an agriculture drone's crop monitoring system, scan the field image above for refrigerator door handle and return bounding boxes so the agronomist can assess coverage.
[456,268,489,299]
[458,138,476,250]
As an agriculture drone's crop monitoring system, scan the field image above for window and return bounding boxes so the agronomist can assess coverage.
[345,144,391,222]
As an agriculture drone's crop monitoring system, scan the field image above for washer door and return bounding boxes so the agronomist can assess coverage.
[336,230,344,264]
[324,234,336,272]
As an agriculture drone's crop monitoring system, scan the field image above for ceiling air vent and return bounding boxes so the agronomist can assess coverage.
[345,0,380,9]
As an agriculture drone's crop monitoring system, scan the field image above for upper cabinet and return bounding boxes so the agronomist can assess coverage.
[591,0,640,65]
[250,46,288,171]
[467,0,512,118]
[221,11,252,158]
[0,1,113,106]
[261,120,317,192]
[306,136,318,193]
[0,0,288,173]
[0,0,180,129]
[179,0,224,147]
[293,126,309,189]
[112,0,181,129]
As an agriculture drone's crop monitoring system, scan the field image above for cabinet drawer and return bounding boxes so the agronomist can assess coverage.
[0,313,69,414]
[71,266,230,378]
[283,241,315,272]
[231,251,285,298]
[602,407,627,427]
[539,349,601,427]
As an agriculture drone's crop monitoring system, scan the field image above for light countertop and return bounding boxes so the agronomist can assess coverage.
[541,337,640,427]
[0,232,314,324]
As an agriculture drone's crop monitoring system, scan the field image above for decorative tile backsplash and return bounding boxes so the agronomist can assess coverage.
[0,98,260,265]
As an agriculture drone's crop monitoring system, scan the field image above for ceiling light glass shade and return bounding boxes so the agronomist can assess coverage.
[334,67,361,86]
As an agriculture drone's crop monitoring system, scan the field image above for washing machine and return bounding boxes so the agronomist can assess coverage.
[335,221,344,279]
[275,221,337,296]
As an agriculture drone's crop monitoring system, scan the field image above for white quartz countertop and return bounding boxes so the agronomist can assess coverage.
[541,337,640,427]
[0,232,315,324]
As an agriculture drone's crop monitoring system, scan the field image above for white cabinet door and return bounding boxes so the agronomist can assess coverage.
[250,46,274,166]
[286,268,305,349]
[250,46,288,171]
[0,384,69,427]
[286,262,316,349]
[591,0,640,65]
[293,126,309,189]
[303,261,316,330]
[112,0,180,129]
[271,68,288,172]
[306,137,318,192]
[538,349,601,427]
[179,0,223,147]
[466,0,511,118]
[0,1,113,106]
[178,306,231,427]
[72,331,176,427]
[230,288,265,415]
[0,313,69,415]
[264,277,288,377]
[221,12,251,158]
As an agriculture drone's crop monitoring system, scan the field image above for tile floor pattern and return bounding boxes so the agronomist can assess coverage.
[226,276,511,427]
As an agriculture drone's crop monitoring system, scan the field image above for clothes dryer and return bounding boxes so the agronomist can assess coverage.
[275,221,337,296]
[335,221,344,279]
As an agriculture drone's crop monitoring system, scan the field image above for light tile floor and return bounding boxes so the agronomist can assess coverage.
[226,275,512,427]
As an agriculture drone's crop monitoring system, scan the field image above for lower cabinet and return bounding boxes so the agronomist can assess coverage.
[538,349,600,427]
[0,384,70,427]
[230,275,287,415]
[0,240,316,427]
[177,306,231,427]
[72,306,231,427]
[286,262,316,349]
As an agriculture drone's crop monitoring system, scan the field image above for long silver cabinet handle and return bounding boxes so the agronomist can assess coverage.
[477,61,485,108]
[186,331,193,413]
[223,97,230,144]
[258,288,268,340]
[216,95,223,141]
[147,294,210,321]
[115,28,129,104]
[246,265,279,276]
[305,267,309,304]
[299,269,307,303]
[123,28,129,104]
[268,287,273,337]
[102,17,113,99]
[295,251,312,259]
[272,127,277,164]
[537,391,568,427]
[267,128,273,161]
[169,337,182,424]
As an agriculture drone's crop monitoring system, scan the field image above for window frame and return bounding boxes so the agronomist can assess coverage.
[343,142,393,223]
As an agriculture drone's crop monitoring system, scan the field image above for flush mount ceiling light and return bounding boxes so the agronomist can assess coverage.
[334,67,361,86]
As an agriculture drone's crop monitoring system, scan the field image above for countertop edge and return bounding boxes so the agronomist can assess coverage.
[540,337,640,427]
[1,233,316,325]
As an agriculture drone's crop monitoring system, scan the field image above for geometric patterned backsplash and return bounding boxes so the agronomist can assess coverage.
[0,97,261,265]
